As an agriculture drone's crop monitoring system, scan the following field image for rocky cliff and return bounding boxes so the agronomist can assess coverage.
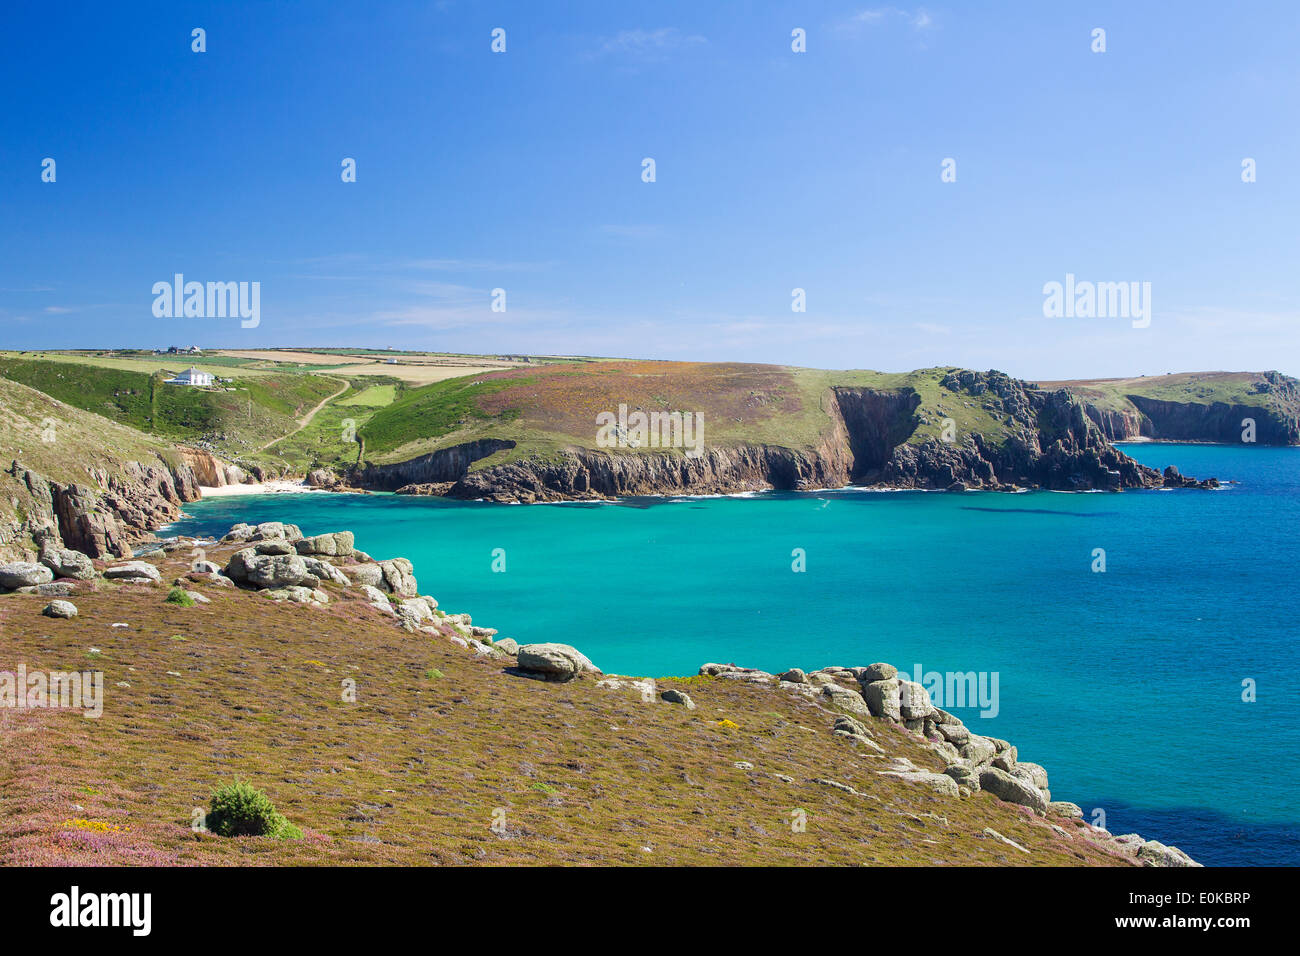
[0,377,235,560]
[2,453,217,560]
[366,369,1216,502]
[874,371,1215,491]
[1071,371,1300,445]
[350,439,519,491]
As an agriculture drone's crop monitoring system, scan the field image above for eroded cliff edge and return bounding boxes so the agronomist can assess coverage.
[1,450,231,560]
[1069,371,1300,445]
[359,370,1218,503]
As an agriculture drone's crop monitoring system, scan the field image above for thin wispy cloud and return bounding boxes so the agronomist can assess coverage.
[839,7,936,32]
[284,253,551,277]
[402,258,553,273]
[591,28,706,62]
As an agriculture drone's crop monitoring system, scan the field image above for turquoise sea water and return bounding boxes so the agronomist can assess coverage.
[165,444,1300,865]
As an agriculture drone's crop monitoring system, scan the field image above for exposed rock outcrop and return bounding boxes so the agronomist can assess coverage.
[1079,372,1300,445]
[42,599,77,618]
[0,562,54,589]
[346,369,1218,502]
[4,449,229,560]
[515,643,602,681]
[351,440,518,491]
[872,372,1218,491]
[440,442,850,503]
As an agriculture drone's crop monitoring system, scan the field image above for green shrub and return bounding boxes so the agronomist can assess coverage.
[206,780,302,839]
[425,668,444,680]
[164,587,195,607]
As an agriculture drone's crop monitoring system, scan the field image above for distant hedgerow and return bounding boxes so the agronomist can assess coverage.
[206,780,302,839]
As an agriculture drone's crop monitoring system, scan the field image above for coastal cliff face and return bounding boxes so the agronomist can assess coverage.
[875,371,1208,491]
[1078,371,1300,445]
[831,387,922,478]
[441,440,853,503]
[361,369,1214,502]
[2,451,219,560]
[177,446,250,488]
[350,439,518,491]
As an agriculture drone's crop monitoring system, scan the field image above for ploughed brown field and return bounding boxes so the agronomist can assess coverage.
[0,542,1131,866]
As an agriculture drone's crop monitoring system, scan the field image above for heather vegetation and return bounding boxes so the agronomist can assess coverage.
[0,536,1139,866]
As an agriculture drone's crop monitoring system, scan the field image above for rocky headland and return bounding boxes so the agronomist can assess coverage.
[364,370,1220,503]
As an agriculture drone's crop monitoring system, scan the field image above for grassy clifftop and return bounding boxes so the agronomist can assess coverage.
[1044,371,1300,444]
[0,376,191,557]
[1044,371,1277,413]
[4,353,1293,489]
[356,362,1020,468]
[0,376,177,483]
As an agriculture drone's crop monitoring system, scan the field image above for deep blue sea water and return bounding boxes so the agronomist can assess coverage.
[164,443,1300,866]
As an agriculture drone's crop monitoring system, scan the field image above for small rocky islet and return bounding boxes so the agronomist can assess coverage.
[0,519,1198,867]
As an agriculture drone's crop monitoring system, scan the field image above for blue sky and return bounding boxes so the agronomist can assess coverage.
[2,1,1297,379]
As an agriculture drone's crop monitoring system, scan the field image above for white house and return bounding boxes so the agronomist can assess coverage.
[164,367,215,387]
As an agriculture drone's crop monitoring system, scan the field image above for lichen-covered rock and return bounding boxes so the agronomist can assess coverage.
[863,678,902,721]
[358,584,390,606]
[516,643,601,681]
[978,767,1047,814]
[246,554,311,589]
[938,721,971,745]
[301,557,350,586]
[1014,761,1049,791]
[833,714,872,738]
[395,602,433,628]
[494,638,519,656]
[898,680,936,720]
[378,558,418,597]
[42,599,77,618]
[248,521,300,541]
[294,531,355,557]
[943,764,980,792]
[102,561,161,584]
[0,561,54,589]
[960,735,998,767]
[39,546,96,581]
[1049,801,1084,819]
[862,662,898,682]
[349,563,384,589]
[820,683,871,718]
[699,663,775,683]
[262,585,325,604]
[1136,840,1201,868]
[877,768,960,797]
[253,539,296,556]
[660,688,695,708]
[991,745,1019,773]
[36,581,79,597]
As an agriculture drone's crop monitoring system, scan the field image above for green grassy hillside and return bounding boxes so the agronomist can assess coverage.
[0,357,342,458]
[356,362,1020,468]
[1043,370,1300,443]
[0,376,187,557]
[1043,371,1272,412]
